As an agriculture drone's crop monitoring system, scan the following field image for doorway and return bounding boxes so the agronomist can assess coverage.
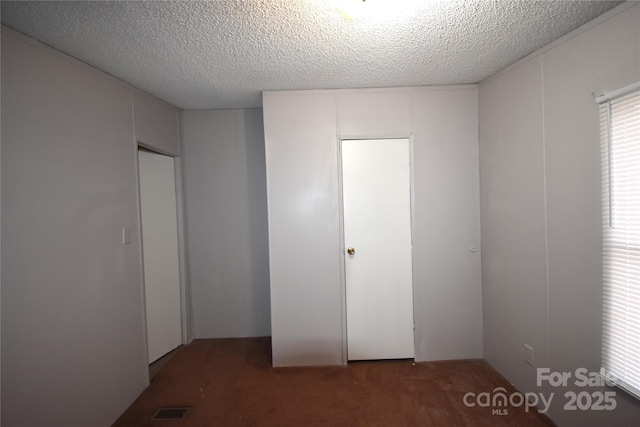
[341,138,415,361]
[138,148,182,364]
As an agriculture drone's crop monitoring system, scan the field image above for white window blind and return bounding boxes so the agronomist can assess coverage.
[600,88,640,400]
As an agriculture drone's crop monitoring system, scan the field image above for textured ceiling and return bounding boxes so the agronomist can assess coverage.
[1,0,625,109]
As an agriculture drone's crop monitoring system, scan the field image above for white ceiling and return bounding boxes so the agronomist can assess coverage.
[1,0,624,110]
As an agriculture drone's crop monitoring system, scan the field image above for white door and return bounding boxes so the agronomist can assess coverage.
[138,149,182,363]
[342,139,414,361]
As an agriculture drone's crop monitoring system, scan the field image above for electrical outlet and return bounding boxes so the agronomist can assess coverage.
[524,344,534,367]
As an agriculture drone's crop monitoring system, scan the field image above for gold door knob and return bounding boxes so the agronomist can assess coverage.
[347,247,356,255]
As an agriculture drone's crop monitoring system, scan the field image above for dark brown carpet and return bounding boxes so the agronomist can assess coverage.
[113,338,554,427]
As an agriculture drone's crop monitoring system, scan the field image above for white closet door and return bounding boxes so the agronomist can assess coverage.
[342,139,415,361]
[139,149,182,363]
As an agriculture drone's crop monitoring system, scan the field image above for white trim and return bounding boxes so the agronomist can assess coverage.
[336,137,348,365]
[540,54,551,368]
[174,156,192,345]
[263,84,477,99]
[177,112,193,344]
[408,133,418,358]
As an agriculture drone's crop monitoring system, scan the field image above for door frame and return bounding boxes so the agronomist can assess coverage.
[337,135,418,365]
[135,144,191,369]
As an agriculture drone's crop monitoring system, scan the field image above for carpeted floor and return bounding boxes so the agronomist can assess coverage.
[113,337,555,426]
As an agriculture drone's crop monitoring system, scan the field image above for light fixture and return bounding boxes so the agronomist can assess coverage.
[330,0,368,20]
[329,0,426,21]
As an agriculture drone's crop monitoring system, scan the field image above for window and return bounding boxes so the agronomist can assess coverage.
[599,84,640,400]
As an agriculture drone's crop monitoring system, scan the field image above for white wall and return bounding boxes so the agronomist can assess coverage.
[1,28,182,427]
[479,3,640,426]
[264,93,343,366]
[264,86,482,366]
[182,109,271,338]
[479,54,548,394]
[133,91,181,157]
[411,88,483,361]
